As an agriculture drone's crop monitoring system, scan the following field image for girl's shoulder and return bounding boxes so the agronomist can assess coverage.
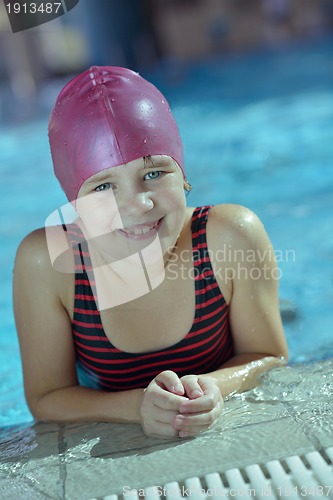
[15,226,75,275]
[208,203,262,226]
[15,228,50,266]
[208,204,265,244]
[206,203,268,251]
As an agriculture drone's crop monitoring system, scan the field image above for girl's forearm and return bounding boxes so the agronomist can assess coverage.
[206,354,285,398]
[31,385,144,424]
[30,355,285,423]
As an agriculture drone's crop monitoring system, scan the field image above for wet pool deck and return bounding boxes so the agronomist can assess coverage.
[0,360,332,499]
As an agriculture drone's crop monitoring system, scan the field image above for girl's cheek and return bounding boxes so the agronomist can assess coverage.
[78,194,123,233]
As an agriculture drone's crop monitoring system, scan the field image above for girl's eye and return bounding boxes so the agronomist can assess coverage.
[95,182,113,192]
[145,170,161,180]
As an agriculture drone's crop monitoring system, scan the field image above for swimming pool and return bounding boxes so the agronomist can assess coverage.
[1,36,332,429]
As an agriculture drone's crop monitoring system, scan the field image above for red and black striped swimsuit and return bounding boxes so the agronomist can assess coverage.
[66,206,233,391]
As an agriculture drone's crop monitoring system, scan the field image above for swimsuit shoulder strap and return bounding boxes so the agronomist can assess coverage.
[64,222,91,275]
[190,205,213,260]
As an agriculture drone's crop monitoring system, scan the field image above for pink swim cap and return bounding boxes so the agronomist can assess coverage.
[48,66,184,202]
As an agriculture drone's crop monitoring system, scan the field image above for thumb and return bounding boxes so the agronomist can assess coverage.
[155,370,185,395]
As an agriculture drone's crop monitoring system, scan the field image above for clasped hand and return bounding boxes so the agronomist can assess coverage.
[140,370,223,438]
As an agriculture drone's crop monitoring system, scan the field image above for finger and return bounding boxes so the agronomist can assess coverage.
[181,376,204,399]
[146,380,188,411]
[143,420,179,438]
[174,404,221,428]
[155,370,185,395]
[173,403,222,433]
[153,389,188,411]
[179,393,219,414]
[196,375,226,396]
[150,406,178,425]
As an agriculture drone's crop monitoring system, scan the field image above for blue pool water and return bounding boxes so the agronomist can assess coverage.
[1,36,333,429]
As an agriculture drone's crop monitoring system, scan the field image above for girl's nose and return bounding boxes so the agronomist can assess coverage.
[120,191,154,218]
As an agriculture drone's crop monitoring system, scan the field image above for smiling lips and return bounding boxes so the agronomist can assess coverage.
[118,218,162,239]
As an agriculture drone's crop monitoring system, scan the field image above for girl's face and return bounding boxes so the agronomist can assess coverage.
[76,155,187,263]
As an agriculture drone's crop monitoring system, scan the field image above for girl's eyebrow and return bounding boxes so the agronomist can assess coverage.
[85,171,115,185]
[85,157,175,185]
[145,157,175,168]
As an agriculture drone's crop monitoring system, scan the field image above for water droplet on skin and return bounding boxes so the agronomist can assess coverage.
[111,98,116,102]
[143,138,148,144]
[64,140,67,145]
[239,223,244,228]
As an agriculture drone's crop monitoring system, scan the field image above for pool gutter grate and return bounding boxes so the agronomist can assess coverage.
[95,447,333,499]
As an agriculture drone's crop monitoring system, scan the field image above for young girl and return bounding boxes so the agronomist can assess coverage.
[13,66,288,439]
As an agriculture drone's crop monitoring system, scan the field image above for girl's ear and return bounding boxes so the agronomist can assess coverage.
[184,179,193,194]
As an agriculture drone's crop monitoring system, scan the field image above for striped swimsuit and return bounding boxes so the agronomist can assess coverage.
[66,206,233,391]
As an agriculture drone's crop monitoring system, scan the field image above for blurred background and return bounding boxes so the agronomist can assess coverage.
[0,0,333,122]
[0,0,333,426]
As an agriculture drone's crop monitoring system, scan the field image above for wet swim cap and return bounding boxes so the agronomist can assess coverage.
[48,66,184,202]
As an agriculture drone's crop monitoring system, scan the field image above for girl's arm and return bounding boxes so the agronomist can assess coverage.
[184,204,288,396]
[13,229,138,422]
[205,353,285,397]
[13,229,185,437]
[171,205,288,436]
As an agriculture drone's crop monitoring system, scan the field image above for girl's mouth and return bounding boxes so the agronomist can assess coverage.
[117,218,163,240]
